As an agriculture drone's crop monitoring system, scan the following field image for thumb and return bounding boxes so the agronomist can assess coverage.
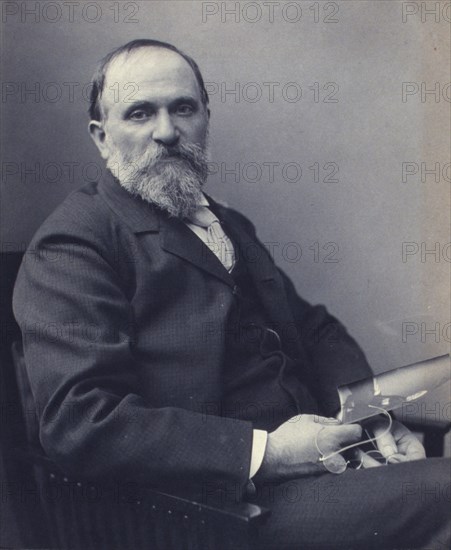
[326,423,363,448]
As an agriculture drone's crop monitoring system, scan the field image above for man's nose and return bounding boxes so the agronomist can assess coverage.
[152,110,179,146]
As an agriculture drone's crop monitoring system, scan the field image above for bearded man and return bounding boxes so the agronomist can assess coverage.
[13,40,450,550]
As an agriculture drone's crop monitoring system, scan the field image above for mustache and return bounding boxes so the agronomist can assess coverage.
[115,142,208,183]
[156,144,199,160]
[124,142,206,167]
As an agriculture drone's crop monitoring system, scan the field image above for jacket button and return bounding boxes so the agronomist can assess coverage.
[233,285,240,296]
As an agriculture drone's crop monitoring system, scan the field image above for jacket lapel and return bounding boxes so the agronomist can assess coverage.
[160,217,235,288]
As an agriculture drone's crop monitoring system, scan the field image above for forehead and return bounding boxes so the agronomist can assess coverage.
[101,47,201,113]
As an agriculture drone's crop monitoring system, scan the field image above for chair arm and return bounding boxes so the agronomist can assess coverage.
[14,445,269,522]
[393,411,451,457]
[13,445,270,549]
[394,414,451,435]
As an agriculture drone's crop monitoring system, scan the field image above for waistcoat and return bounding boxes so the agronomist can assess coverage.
[221,254,318,431]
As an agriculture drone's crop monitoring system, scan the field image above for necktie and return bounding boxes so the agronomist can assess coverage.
[187,206,235,271]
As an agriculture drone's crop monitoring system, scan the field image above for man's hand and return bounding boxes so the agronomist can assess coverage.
[356,418,426,468]
[255,414,362,483]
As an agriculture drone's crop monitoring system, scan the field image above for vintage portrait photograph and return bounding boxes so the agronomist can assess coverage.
[0,1,450,548]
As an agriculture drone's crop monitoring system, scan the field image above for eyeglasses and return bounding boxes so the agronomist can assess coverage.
[315,405,394,474]
[346,448,394,470]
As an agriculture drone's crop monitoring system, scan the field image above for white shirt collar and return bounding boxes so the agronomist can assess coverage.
[198,193,209,207]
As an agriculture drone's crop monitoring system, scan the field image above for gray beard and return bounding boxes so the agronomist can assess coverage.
[106,140,209,219]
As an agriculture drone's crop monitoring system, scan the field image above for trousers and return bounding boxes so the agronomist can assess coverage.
[249,457,450,550]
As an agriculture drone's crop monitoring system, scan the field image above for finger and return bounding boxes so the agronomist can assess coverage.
[407,445,426,461]
[287,414,303,424]
[373,423,398,459]
[315,415,342,425]
[386,453,408,464]
[391,422,427,461]
[398,436,426,461]
[288,414,338,424]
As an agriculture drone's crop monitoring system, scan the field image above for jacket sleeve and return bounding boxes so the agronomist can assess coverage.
[277,267,373,417]
[13,225,253,489]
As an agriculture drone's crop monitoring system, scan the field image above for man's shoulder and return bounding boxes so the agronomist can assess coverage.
[30,180,128,247]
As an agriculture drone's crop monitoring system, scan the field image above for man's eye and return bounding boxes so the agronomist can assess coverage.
[129,110,150,120]
[176,104,194,116]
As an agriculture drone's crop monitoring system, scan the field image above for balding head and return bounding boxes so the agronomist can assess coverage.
[89,39,209,122]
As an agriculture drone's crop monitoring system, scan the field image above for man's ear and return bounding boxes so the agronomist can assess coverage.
[89,120,110,160]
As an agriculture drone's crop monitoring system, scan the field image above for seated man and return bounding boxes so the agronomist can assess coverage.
[13,39,450,549]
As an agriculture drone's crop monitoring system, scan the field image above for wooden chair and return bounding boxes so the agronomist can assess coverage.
[1,251,269,549]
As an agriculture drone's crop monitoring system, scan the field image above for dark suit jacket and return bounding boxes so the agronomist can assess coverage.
[13,171,372,489]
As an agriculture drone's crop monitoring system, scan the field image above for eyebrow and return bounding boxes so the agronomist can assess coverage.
[122,96,199,118]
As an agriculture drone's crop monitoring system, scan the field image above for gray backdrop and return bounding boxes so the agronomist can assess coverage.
[1,1,449,431]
